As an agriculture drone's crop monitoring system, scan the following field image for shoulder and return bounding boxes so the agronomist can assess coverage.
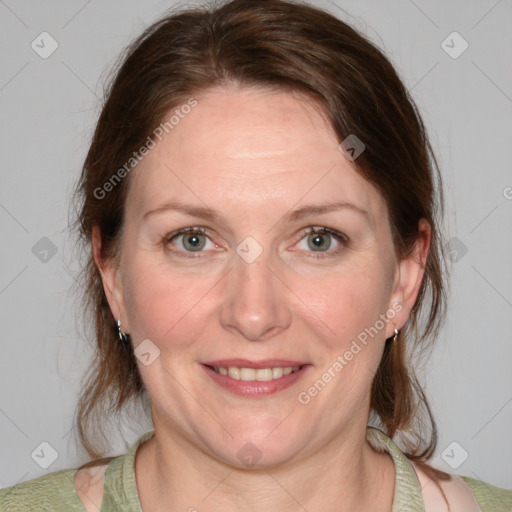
[0,432,152,511]
[412,461,512,512]
[0,468,84,511]
[461,475,512,512]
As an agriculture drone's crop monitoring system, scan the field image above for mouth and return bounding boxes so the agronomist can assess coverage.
[206,364,304,380]
[200,360,312,397]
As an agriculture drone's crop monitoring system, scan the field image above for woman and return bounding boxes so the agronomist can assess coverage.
[1,0,510,510]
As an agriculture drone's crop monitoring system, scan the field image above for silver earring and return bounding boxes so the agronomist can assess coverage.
[392,328,399,343]
[117,319,129,344]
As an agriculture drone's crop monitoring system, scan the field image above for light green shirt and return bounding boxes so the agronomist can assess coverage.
[1,427,510,511]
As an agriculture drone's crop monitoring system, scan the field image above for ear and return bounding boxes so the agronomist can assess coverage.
[92,226,129,331]
[386,218,431,338]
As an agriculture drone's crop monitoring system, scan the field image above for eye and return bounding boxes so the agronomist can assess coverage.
[294,227,348,259]
[164,227,217,257]
[164,226,348,260]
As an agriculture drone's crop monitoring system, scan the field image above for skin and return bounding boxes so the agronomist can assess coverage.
[92,85,430,511]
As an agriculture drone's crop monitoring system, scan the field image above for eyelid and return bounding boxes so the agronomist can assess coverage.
[164,226,210,243]
[296,226,348,242]
[164,225,348,258]
[164,227,220,254]
[291,226,348,259]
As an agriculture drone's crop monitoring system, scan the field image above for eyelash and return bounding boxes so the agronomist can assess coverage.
[164,226,348,260]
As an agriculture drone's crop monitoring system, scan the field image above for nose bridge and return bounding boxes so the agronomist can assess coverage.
[219,239,291,341]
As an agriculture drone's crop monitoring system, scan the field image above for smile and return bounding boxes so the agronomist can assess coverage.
[201,361,311,397]
[209,365,302,381]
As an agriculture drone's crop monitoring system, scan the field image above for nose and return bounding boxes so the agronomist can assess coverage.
[219,248,292,342]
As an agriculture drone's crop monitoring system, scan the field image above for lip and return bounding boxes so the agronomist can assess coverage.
[200,361,312,397]
[201,359,310,369]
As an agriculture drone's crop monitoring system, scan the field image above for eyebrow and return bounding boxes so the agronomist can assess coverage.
[142,200,370,225]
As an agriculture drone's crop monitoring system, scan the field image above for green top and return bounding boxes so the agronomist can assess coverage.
[1,427,510,511]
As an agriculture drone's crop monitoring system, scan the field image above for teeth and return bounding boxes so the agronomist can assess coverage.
[272,367,284,379]
[213,366,301,381]
[255,368,273,381]
[228,367,240,379]
[240,368,256,381]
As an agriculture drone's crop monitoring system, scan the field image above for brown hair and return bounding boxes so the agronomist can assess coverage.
[72,0,450,480]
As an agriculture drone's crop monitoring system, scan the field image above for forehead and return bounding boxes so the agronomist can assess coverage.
[126,86,387,226]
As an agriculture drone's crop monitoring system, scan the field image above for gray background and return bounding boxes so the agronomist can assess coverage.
[1,0,511,490]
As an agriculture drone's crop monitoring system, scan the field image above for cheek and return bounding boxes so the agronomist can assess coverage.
[124,258,189,345]
[298,259,393,343]
[121,258,212,350]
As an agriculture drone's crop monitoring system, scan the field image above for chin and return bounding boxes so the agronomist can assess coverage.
[199,421,309,470]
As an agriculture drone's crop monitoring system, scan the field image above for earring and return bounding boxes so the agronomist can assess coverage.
[392,328,399,343]
[117,319,130,344]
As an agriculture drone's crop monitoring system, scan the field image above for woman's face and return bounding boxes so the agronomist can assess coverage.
[97,85,428,467]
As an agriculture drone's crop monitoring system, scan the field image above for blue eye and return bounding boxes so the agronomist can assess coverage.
[165,227,214,256]
[295,227,347,259]
[164,226,348,259]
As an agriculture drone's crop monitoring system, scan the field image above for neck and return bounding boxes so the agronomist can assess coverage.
[135,423,395,512]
